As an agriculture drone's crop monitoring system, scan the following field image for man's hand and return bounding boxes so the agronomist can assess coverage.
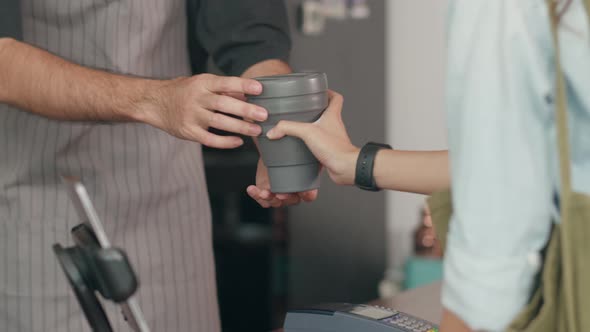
[135,74,268,149]
[241,59,320,208]
[247,159,318,208]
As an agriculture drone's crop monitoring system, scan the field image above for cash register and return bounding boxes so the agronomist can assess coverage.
[283,303,438,332]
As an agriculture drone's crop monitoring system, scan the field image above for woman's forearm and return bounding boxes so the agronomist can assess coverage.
[373,149,450,195]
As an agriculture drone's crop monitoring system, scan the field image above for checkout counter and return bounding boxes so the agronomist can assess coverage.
[275,282,442,332]
[370,281,442,325]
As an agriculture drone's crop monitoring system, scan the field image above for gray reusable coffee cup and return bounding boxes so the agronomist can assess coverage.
[248,72,329,193]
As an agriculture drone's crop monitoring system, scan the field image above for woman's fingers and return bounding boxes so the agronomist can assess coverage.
[266,121,312,140]
[266,91,344,141]
[326,90,344,117]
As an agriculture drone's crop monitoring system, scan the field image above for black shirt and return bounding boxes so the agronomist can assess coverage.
[0,0,22,39]
[187,0,292,76]
[0,0,292,76]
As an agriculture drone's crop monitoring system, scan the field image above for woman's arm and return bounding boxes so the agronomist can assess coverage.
[374,149,449,194]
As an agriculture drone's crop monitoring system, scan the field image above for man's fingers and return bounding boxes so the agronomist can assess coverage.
[195,129,243,149]
[205,94,267,122]
[275,193,301,206]
[276,194,292,200]
[283,196,301,206]
[221,92,247,101]
[247,186,271,208]
[247,186,258,197]
[257,189,271,200]
[247,186,284,208]
[247,186,270,208]
[266,121,311,141]
[205,75,263,95]
[299,189,318,202]
[208,112,262,137]
[259,189,283,207]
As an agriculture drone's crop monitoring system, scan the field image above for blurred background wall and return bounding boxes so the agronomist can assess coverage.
[384,0,449,292]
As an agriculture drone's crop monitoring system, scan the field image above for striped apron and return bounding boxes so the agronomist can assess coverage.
[0,0,220,331]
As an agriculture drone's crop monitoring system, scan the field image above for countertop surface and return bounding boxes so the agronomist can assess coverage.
[370,281,442,325]
[275,281,442,331]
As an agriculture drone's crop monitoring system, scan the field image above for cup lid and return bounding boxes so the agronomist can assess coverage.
[251,72,328,98]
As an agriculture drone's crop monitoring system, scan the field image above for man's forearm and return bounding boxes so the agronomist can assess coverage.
[373,150,450,195]
[0,37,159,121]
[241,59,292,79]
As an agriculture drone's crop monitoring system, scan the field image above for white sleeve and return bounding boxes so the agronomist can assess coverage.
[443,1,555,330]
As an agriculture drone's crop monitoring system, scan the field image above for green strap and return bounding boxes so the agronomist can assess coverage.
[547,0,580,329]
[547,0,572,207]
[548,0,590,197]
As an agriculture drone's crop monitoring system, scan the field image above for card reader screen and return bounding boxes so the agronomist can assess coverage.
[351,306,393,320]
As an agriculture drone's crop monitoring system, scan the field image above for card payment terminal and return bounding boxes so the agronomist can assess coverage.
[283,303,438,332]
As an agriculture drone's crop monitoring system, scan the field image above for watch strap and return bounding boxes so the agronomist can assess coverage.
[355,142,392,191]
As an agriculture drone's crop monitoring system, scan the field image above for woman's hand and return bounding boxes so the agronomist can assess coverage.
[266,90,360,186]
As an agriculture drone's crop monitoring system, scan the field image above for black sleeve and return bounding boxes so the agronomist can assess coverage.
[188,0,292,76]
[0,0,22,39]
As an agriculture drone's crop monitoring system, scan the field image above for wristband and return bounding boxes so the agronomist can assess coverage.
[354,142,392,191]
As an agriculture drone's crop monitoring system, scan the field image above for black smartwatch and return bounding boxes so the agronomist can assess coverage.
[354,142,392,191]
